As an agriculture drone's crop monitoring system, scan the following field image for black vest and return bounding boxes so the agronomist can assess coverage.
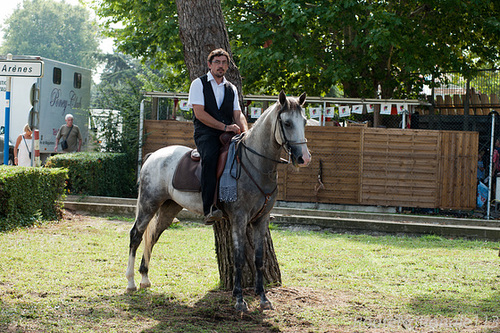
[193,74,235,136]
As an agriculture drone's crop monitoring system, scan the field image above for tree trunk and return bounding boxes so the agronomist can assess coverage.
[213,219,281,290]
[176,0,281,290]
[176,0,243,108]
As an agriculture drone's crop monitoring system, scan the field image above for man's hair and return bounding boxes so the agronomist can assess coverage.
[65,114,74,120]
[207,48,230,63]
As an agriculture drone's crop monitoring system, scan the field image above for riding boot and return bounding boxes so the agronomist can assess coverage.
[204,206,223,225]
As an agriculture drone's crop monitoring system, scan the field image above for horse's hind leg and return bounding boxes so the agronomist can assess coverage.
[139,200,183,289]
[126,200,161,292]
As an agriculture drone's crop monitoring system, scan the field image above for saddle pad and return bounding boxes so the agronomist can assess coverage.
[172,150,202,192]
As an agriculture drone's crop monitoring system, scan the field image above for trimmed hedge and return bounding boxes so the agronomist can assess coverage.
[0,166,68,230]
[45,152,137,198]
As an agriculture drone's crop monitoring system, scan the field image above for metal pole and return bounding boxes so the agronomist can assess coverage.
[33,129,40,167]
[487,112,495,219]
[323,101,326,126]
[3,54,12,165]
[137,99,145,184]
[402,109,408,129]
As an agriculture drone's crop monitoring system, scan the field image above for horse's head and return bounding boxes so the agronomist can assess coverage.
[275,90,311,167]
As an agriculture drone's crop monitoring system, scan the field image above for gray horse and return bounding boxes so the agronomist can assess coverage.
[126,90,311,312]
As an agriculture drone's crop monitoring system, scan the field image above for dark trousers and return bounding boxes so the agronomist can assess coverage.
[194,133,222,215]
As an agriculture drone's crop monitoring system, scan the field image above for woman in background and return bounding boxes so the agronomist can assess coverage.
[14,124,32,166]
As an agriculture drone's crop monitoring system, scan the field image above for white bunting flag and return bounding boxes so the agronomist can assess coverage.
[352,104,363,114]
[396,103,408,115]
[339,106,351,118]
[180,100,189,111]
[380,103,392,115]
[251,107,262,118]
[325,106,335,118]
[309,107,322,119]
[367,104,375,113]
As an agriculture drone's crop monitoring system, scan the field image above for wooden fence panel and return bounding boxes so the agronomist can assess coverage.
[361,128,441,208]
[143,120,195,155]
[438,131,478,209]
[143,120,478,210]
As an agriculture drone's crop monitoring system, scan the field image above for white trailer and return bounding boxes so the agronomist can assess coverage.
[0,56,91,163]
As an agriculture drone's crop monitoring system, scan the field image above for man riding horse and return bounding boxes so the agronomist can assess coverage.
[187,48,248,224]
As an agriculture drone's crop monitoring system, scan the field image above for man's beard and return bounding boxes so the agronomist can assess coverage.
[213,69,225,78]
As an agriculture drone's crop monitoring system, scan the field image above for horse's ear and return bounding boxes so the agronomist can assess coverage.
[298,92,307,106]
[279,90,287,106]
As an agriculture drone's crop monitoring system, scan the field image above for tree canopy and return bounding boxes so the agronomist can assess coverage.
[1,0,101,70]
[92,0,500,98]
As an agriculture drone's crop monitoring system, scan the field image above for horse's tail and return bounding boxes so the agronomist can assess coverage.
[143,153,153,164]
[142,200,183,260]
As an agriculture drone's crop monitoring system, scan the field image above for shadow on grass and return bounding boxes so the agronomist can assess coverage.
[409,291,500,320]
[118,288,276,333]
[273,224,500,250]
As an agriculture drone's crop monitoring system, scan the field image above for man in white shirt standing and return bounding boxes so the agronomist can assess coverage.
[187,48,248,224]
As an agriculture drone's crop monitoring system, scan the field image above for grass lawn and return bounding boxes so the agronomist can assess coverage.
[0,213,499,332]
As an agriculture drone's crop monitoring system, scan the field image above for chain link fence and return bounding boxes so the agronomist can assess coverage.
[415,69,500,218]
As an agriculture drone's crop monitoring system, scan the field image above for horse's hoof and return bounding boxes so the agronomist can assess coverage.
[260,300,274,311]
[126,286,137,293]
[235,300,249,313]
[140,282,151,289]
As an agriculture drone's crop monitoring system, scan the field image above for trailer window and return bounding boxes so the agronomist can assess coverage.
[74,72,82,89]
[53,67,62,85]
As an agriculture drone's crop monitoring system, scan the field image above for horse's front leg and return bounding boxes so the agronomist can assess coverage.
[254,215,273,310]
[232,220,248,312]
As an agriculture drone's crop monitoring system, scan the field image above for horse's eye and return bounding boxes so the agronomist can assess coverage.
[284,121,291,128]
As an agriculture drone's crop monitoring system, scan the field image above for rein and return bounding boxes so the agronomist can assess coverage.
[236,152,277,221]
[239,141,289,164]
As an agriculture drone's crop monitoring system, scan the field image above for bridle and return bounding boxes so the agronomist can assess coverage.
[234,103,308,221]
[239,104,308,165]
[275,106,308,159]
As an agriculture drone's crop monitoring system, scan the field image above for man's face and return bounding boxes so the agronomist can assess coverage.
[66,117,74,126]
[208,55,228,79]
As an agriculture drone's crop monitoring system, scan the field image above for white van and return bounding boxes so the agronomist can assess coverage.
[0,56,91,163]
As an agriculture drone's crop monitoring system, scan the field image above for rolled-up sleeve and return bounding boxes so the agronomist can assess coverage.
[187,78,204,108]
[231,85,241,111]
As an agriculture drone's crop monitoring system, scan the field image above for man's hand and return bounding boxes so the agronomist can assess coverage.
[226,123,241,134]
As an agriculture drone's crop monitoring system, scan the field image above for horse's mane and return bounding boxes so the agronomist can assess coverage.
[250,101,279,128]
[247,95,301,134]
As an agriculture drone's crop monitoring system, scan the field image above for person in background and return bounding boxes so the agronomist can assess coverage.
[14,124,32,166]
[477,150,486,182]
[54,114,82,153]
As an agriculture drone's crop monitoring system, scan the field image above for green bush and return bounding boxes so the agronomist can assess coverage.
[45,152,137,198]
[0,166,67,230]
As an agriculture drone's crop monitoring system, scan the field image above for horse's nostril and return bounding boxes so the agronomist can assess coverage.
[298,157,304,164]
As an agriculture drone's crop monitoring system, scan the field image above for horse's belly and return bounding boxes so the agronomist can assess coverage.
[170,190,204,216]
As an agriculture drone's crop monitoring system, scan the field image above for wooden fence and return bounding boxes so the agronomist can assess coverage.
[143,120,478,210]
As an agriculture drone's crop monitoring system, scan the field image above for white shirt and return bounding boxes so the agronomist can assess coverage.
[187,72,240,111]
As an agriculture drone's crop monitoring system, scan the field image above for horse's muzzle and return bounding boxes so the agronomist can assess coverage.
[291,145,311,167]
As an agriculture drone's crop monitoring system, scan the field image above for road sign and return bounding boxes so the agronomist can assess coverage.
[0,60,44,78]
